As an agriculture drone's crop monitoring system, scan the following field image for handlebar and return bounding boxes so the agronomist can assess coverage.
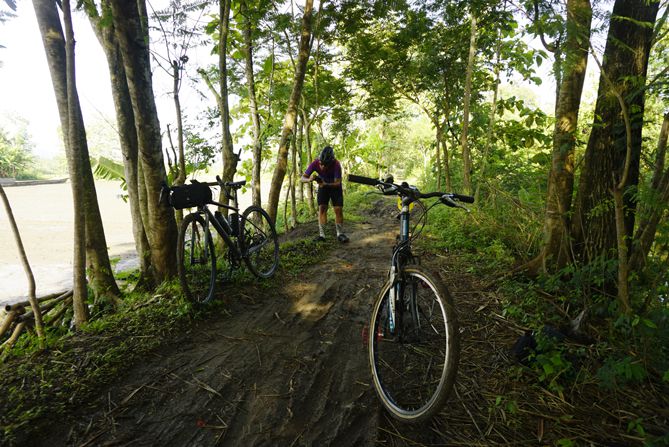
[347,174,474,207]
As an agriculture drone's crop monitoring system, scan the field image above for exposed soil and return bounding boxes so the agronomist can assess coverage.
[16,201,662,446]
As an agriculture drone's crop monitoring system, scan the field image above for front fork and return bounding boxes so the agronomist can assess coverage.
[388,266,398,334]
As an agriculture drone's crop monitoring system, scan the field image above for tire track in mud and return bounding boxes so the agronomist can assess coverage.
[57,216,398,447]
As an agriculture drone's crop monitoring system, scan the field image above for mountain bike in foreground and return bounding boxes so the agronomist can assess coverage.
[162,176,279,304]
[349,174,473,423]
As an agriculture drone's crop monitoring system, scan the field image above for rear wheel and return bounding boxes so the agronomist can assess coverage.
[240,206,279,278]
[178,213,216,304]
[368,267,459,423]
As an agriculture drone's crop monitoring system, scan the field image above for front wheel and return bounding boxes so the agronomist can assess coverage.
[240,206,279,278]
[178,213,216,304]
[368,267,459,423]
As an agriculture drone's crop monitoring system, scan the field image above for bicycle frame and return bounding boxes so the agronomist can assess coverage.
[194,188,245,264]
[387,195,417,336]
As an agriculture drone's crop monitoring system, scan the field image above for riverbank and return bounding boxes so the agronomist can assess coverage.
[0,180,136,306]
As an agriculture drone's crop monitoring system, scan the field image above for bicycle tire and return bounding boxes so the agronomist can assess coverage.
[178,213,216,304]
[368,267,459,423]
[240,206,279,278]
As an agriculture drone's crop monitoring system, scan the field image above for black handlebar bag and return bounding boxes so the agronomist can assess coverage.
[168,182,212,210]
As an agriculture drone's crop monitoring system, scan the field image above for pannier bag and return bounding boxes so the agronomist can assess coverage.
[168,181,212,210]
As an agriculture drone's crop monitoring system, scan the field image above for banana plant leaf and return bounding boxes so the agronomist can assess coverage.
[91,156,128,200]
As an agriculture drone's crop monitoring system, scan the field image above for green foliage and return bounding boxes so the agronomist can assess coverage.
[597,355,647,389]
[0,283,197,443]
[0,123,34,179]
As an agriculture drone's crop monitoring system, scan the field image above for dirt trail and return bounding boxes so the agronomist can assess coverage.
[36,202,521,447]
[42,210,405,446]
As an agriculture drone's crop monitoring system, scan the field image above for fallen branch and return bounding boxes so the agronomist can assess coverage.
[44,297,73,326]
[0,309,20,339]
[1,321,27,353]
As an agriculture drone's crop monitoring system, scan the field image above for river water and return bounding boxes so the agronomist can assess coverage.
[0,180,136,307]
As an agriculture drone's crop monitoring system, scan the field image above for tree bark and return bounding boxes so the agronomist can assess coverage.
[34,0,120,306]
[475,40,503,203]
[301,109,315,214]
[570,0,659,265]
[109,0,178,282]
[630,112,669,271]
[267,0,314,223]
[62,0,90,325]
[0,185,45,345]
[289,114,298,227]
[33,0,88,325]
[87,5,153,285]
[460,12,477,195]
[219,0,238,207]
[242,0,263,208]
[534,0,592,272]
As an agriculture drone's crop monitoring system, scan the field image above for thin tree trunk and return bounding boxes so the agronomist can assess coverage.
[630,113,669,270]
[110,0,178,282]
[0,186,45,345]
[301,109,315,214]
[88,8,153,285]
[35,0,119,304]
[297,113,305,204]
[290,116,298,227]
[267,0,314,224]
[475,40,503,203]
[435,125,442,190]
[532,0,591,273]
[219,0,238,208]
[460,12,477,195]
[62,0,89,326]
[242,0,263,208]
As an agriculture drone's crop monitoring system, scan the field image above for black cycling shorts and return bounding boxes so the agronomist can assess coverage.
[317,186,344,207]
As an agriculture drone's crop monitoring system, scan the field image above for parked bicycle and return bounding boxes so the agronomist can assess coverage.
[349,173,473,423]
[162,176,279,304]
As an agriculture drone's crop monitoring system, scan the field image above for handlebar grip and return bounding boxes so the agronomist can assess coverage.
[452,193,475,204]
[348,174,380,186]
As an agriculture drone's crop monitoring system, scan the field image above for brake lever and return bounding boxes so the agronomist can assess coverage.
[441,195,471,213]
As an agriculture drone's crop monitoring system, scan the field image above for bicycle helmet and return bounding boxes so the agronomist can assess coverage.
[319,146,335,166]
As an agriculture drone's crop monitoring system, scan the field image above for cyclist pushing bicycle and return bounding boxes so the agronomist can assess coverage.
[301,145,349,243]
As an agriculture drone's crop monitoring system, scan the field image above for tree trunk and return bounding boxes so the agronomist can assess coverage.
[172,60,186,188]
[301,109,315,214]
[435,125,442,190]
[267,0,314,224]
[535,0,592,272]
[34,0,120,305]
[0,185,45,345]
[87,6,153,285]
[460,12,477,195]
[33,0,88,325]
[219,0,238,207]
[110,0,178,282]
[297,114,305,204]
[570,0,659,265]
[242,0,263,208]
[630,112,669,271]
[289,115,298,227]
[62,0,89,325]
[475,40,503,203]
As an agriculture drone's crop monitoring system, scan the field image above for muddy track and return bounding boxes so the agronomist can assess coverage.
[44,212,416,446]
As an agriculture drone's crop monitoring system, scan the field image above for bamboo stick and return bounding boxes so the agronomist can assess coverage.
[5,289,73,312]
[0,310,19,339]
[0,321,26,352]
[45,298,73,326]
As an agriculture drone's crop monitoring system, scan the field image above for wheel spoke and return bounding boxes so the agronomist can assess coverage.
[369,268,458,422]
